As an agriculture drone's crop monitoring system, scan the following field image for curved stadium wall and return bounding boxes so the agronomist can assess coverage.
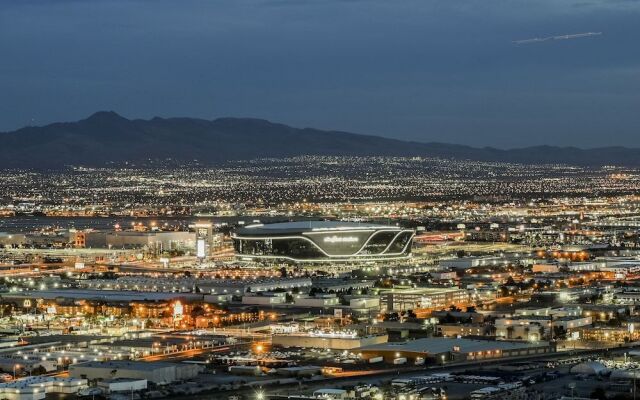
[231,222,414,263]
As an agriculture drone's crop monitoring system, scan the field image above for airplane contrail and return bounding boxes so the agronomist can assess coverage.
[513,31,602,45]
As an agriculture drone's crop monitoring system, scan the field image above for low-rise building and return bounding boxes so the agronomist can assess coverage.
[437,323,492,337]
[97,379,148,394]
[357,337,554,363]
[380,287,469,312]
[69,361,202,384]
[272,332,388,350]
[532,263,560,274]
[241,292,287,305]
[495,315,592,340]
[0,377,88,400]
[293,294,340,308]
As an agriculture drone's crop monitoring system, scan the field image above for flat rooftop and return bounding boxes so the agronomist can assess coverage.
[21,334,108,345]
[2,289,203,302]
[236,220,398,235]
[501,315,585,321]
[358,337,548,354]
[379,287,465,295]
[72,360,182,371]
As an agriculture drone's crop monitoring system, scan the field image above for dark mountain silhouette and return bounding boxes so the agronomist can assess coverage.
[0,111,637,168]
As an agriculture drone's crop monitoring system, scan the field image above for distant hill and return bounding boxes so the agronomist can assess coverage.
[0,111,638,168]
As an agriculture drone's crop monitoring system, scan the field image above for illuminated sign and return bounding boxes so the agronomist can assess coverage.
[196,238,206,258]
[323,236,359,244]
[173,301,184,318]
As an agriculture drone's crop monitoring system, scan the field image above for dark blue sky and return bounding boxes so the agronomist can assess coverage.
[1,0,639,148]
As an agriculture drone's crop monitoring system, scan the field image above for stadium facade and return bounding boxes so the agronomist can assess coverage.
[231,221,414,263]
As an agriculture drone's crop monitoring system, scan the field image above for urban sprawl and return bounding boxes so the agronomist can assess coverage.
[1,157,640,400]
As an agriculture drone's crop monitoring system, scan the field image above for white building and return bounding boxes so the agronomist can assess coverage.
[241,292,287,305]
[380,287,469,312]
[97,379,147,393]
[69,361,201,384]
[0,377,88,400]
[294,294,340,307]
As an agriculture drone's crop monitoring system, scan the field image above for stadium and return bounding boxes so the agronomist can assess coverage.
[232,221,414,263]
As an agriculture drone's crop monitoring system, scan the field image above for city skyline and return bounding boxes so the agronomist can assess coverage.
[3,2,640,399]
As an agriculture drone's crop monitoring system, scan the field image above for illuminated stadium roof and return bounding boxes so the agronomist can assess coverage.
[237,220,394,235]
[233,221,414,263]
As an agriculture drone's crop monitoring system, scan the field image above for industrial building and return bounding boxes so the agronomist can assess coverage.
[86,230,196,252]
[0,377,88,400]
[357,337,554,363]
[272,332,388,350]
[69,360,202,384]
[495,315,592,340]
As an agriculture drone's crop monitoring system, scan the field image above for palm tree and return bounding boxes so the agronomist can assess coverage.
[506,326,514,339]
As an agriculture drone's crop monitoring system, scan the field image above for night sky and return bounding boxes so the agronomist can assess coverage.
[1,0,639,148]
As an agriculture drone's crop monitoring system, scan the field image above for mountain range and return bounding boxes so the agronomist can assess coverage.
[0,111,637,168]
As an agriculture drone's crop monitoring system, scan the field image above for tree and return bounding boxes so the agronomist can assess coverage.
[553,326,567,340]
[607,318,622,327]
[31,365,47,376]
[384,312,400,322]
[506,326,515,339]
[440,313,457,324]
[190,305,205,318]
[590,387,606,400]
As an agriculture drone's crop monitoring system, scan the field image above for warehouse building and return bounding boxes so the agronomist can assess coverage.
[0,376,88,400]
[272,332,388,350]
[69,361,202,384]
[357,337,554,363]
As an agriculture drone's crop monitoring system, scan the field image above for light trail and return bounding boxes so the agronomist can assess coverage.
[513,31,602,45]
